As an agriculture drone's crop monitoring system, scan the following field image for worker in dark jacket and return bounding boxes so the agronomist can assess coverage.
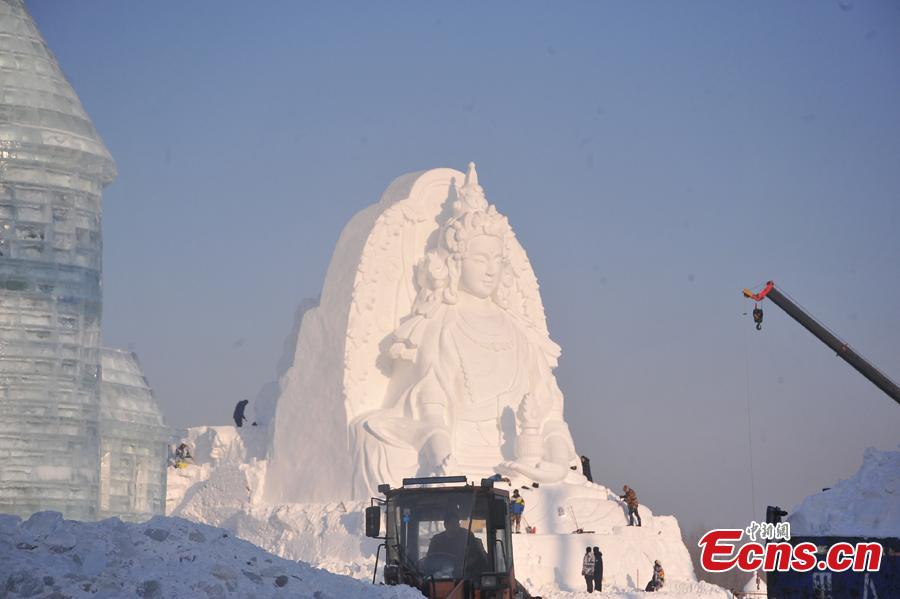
[426,514,489,577]
[592,546,603,592]
[620,485,642,526]
[233,399,249,427]
[580,455,593,482]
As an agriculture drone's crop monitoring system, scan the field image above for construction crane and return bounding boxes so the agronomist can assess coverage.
[743,280,900,406]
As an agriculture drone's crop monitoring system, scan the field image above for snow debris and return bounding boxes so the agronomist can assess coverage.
[0,511,422,599]
[788,446,900,537]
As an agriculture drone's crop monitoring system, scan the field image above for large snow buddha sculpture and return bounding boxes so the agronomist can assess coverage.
[266,163,579,502]
[350,164,577,495]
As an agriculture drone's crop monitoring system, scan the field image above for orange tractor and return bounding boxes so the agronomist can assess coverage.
[366,475,539,599]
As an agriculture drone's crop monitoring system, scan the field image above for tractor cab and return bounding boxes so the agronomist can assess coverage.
[366,475,536,599]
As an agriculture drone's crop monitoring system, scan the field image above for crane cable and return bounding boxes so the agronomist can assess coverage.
[742,305,758,521]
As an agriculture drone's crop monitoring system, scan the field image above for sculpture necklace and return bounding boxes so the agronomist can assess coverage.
[455,307,515,352]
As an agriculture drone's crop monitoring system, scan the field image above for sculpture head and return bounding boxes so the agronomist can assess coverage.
[458,234,503,298]
[417,163,514,307]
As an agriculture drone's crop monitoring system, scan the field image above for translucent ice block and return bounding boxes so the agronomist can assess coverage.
[0,0,116,520]
[99,349,169,522]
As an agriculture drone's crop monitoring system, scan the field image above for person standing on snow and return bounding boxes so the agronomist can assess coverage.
[580,455,593,482]
[233,399,249,428]
[581,546,596,593]
[592,546,603,592]
[620,484,642,527]
[510,489,525,533]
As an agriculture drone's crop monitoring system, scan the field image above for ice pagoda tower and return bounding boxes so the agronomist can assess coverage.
[99,349,169,522]
[0,0,116,519]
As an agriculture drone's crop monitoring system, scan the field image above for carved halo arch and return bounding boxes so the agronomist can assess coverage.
[342,165,556,427]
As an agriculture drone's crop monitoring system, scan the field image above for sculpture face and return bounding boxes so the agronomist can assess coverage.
[458,234,503,299]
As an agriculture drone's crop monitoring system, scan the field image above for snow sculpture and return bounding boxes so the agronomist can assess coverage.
[99,348,169,522]
[350,164,577,495]
[199,164,702,593]
[0,0,116,520]
[267,164,577,501]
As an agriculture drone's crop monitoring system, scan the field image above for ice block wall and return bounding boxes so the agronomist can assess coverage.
[0,0,116,519]
[99,349,169,522]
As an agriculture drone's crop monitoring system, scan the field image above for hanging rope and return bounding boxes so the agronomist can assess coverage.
[742,316,758,520]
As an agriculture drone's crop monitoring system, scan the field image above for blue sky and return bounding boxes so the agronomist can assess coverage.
[28,1,900,531]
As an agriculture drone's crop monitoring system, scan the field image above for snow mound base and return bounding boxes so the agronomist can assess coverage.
[168,426,708,594]
[0,511,421,599]
[540,581,731,598]
[788,446,900,537]
[512,518,695,593]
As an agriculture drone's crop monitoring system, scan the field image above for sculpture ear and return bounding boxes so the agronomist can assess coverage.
[494,263,513,308]
[448,253,460,279]
[444,254,461,304]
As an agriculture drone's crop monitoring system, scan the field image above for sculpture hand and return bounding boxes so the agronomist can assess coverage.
[497,459,568,483]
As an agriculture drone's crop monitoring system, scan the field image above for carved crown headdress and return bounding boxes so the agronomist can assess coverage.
[441,163,511,257]
[454,162,488,215]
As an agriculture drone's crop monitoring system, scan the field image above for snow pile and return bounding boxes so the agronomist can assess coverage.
[499,476,696,591]
[0,510,421,599]
[167,428,389,579]
[788,446,900,537]
[512,516,696,593]
[166,426,268,515]
[177,497,381,580]
[536,581,731,598]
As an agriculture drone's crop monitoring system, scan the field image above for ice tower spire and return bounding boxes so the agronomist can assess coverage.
[0,0,116,520]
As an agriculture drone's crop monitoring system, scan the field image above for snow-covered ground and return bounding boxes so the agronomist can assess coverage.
[0,511,421,599]
[0,505,730,599]
[512,525,696,595]
[788,446,899,537]
[536,581,732,598]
